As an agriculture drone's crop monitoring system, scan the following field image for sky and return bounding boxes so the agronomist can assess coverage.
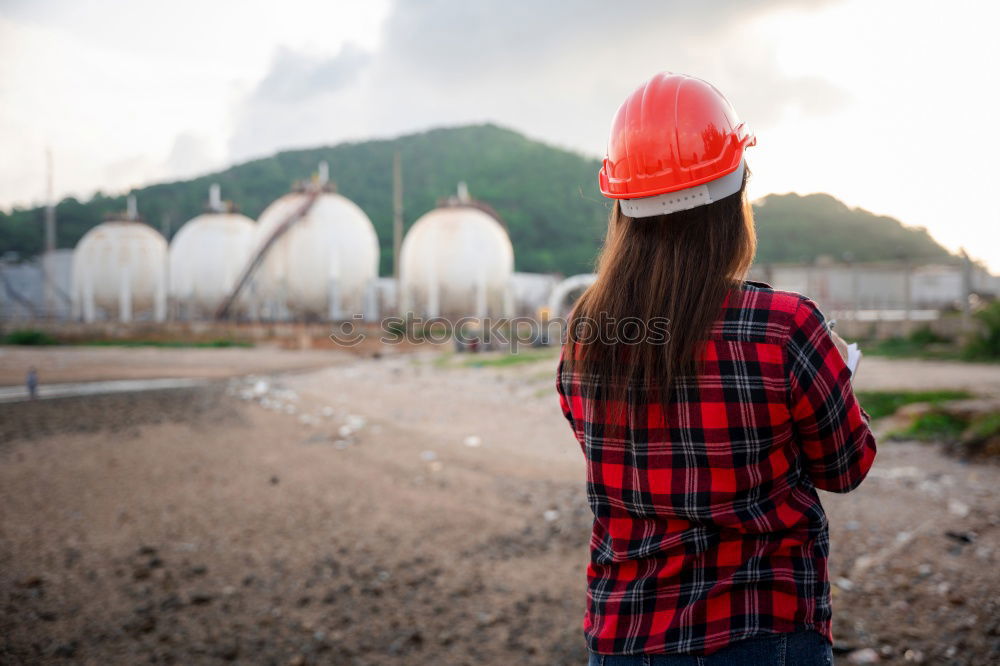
[1,0,999,270]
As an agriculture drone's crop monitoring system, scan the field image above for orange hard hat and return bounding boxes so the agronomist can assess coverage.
[598,72,755,217]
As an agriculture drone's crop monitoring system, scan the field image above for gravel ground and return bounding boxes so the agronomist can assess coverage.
[0,349,997,665]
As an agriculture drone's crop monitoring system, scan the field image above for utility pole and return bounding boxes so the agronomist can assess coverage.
[392,150,403,284]
[43,148,56,318]
[960,248,973,335]
[44,149,55,254]
[902,257,913,337]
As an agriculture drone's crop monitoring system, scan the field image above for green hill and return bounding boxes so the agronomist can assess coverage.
[0,124,954,274]
[753,192,951,265]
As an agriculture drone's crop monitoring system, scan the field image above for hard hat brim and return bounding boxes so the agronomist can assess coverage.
[619,161,746,219]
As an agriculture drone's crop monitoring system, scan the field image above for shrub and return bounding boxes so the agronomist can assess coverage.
[2,329,58,345]
[908,325,949,346]
[855,389,972,420]
[969,411,1000,439]
[963,301,1000,361]
[865,325,956,359]
[894,410,968,441]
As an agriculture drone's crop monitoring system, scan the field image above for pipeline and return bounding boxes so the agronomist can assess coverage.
[215,189,320,319]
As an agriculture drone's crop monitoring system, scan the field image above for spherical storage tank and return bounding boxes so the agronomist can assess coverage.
[253,180,379,319]
[169,186,257,317]
[400,185,514,319]
[71,200,167,322]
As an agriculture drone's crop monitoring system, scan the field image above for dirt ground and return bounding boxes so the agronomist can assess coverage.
[0,347,997,665]
[0,346,351,387]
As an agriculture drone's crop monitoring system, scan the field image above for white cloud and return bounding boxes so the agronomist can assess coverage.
[0,0,388,205]
[252,45,373,103]
[747,0,1000,270]
[164,132,224,181]
[227,0,849,163]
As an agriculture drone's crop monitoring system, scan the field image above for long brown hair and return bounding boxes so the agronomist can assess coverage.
[566,171,757,409]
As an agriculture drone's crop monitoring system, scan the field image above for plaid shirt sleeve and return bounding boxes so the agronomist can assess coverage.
[785,297,877,493]
[556,349,574,426]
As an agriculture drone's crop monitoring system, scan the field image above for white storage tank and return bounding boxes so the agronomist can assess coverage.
[71,196,167,322]
[400,184,514,319]
[253,168,379,320]
[168,185,256,318]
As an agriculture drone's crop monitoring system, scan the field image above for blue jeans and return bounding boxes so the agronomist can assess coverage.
[587,630,833,666]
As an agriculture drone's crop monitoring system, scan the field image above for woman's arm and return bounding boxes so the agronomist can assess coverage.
[785,298,877,493]
[555,345,576,428]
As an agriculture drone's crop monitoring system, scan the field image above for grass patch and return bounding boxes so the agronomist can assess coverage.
[855,389,973,420]
[81,338,253,348]
[862,318,1000,363]
[893,410,968,441]
[863,329,961,360]
[888,408,1000,449]
[431,352,455,368]
[2,329,253,348]
[963,301,1000,361]
[463,348,558,368]
[2,329,59,345]
[969,411,1000,439]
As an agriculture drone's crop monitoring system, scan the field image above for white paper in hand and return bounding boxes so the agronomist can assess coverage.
[846,343,862,376]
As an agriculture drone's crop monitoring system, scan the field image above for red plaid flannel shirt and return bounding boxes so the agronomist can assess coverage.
[557,281,876,656]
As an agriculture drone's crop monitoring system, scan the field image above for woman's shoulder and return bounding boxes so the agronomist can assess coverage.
[738,280,807,314]
[717,280,818,343]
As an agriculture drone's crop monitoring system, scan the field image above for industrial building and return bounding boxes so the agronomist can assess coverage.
[748,259,998,318]
[539,258,999,340]
[0,250,73,321]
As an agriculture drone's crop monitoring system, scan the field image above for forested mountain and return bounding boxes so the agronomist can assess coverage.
[0,124,954,275]
[753,192,951,265]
